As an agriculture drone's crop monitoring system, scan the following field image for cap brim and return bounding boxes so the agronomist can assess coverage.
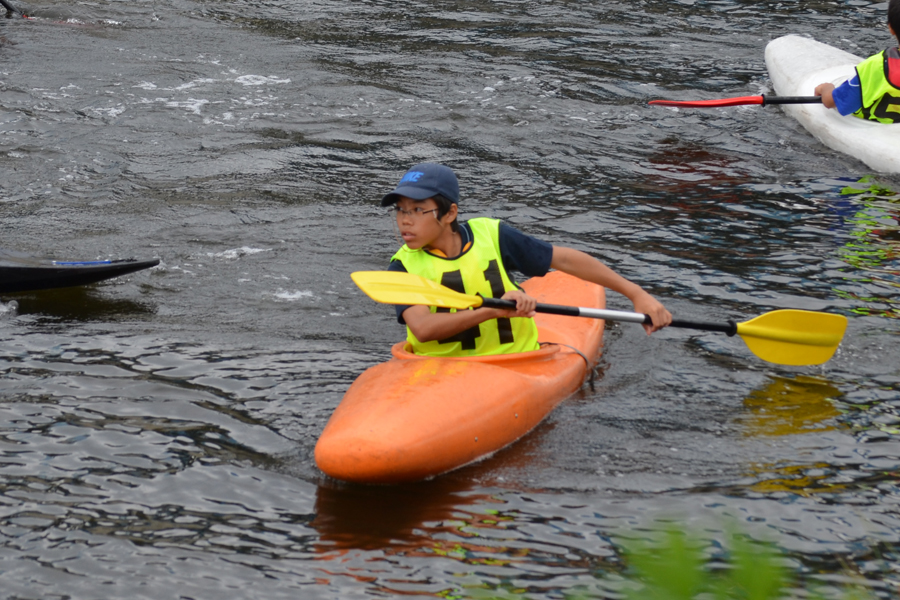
[380,185,439,207]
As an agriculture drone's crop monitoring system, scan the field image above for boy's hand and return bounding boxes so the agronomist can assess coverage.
[815,83,836,109]
[632,292,672,335]
[497,290,537,318]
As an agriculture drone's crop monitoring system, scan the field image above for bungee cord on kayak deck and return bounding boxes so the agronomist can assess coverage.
[540,341,599,391]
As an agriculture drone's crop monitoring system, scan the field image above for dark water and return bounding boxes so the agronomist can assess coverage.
[1,0,899,598]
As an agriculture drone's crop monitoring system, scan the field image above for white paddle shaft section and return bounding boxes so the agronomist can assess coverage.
[480,297,737,334]
[574,307,648,323]
[479,297,649,324]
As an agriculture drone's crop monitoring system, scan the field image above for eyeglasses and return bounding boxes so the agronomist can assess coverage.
[389,206,439,220]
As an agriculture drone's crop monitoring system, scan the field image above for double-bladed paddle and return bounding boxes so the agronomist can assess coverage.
[649,95,822,108]
[351,271,847,366]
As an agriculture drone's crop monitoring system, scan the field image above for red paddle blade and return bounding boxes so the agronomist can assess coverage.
[649,95,765,108]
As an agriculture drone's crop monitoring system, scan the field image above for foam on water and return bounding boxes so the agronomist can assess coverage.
[235,75,292,86]
[204,247,272,260]
[272,289,315,301]
[0,301,18,317]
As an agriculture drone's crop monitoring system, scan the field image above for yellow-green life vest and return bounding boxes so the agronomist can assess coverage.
[853,47,900,124]
[391,217,540,357]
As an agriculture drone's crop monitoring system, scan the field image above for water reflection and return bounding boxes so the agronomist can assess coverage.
[313,476,486,551]
[3,286,155,321]
[312,476,600,599]
[742,375,841,439]
[741,375,845,497]
[831,180,900,319]
[311,423,556,551]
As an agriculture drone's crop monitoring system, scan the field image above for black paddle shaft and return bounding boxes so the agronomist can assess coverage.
[480,297,738,336]
[762,95,823,106]
[670,318,738,336]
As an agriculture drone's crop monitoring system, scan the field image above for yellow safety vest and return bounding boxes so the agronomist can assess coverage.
[391,218,540,357]
[853,47,900,124]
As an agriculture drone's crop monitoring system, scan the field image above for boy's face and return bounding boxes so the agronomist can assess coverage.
[393,196,454,250]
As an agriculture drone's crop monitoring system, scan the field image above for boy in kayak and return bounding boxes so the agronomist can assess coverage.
[382,163,672,357]
[814,0,900,123]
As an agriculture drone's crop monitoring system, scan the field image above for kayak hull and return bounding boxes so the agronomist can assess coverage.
[0,249,159,294]
[765,35,900,174]
[315,271,605,484]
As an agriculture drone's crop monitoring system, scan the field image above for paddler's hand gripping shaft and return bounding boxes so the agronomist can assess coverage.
[477,296,738,336]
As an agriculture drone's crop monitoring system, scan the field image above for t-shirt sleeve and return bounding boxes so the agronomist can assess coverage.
[832,74,863,116]
[388,259,412,324]
[497,222,554,278]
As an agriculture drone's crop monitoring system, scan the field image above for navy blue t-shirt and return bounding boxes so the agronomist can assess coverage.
[387,221,553,323]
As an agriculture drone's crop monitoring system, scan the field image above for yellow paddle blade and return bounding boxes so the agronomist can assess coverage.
[351,271,483,309]
[736,309,847,366]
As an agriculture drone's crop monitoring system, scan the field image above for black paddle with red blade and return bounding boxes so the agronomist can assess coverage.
[649,95,823,108]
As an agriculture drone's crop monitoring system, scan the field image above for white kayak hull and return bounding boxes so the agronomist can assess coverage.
[765,34,900,174]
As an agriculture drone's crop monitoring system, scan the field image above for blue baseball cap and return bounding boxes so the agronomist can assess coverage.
[380,163,460,207]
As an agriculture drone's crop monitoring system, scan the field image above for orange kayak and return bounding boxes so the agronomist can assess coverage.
[315,270,606,484]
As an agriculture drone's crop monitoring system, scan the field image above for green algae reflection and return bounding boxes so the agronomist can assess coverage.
[836,176,900,320]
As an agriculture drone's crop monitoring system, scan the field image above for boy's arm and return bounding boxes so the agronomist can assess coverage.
[401,290,536,343]
[815,76,862,115]
[550,246,671,334]
[815,83,837,108]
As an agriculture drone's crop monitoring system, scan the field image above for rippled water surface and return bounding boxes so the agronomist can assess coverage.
[1,0,899,598]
